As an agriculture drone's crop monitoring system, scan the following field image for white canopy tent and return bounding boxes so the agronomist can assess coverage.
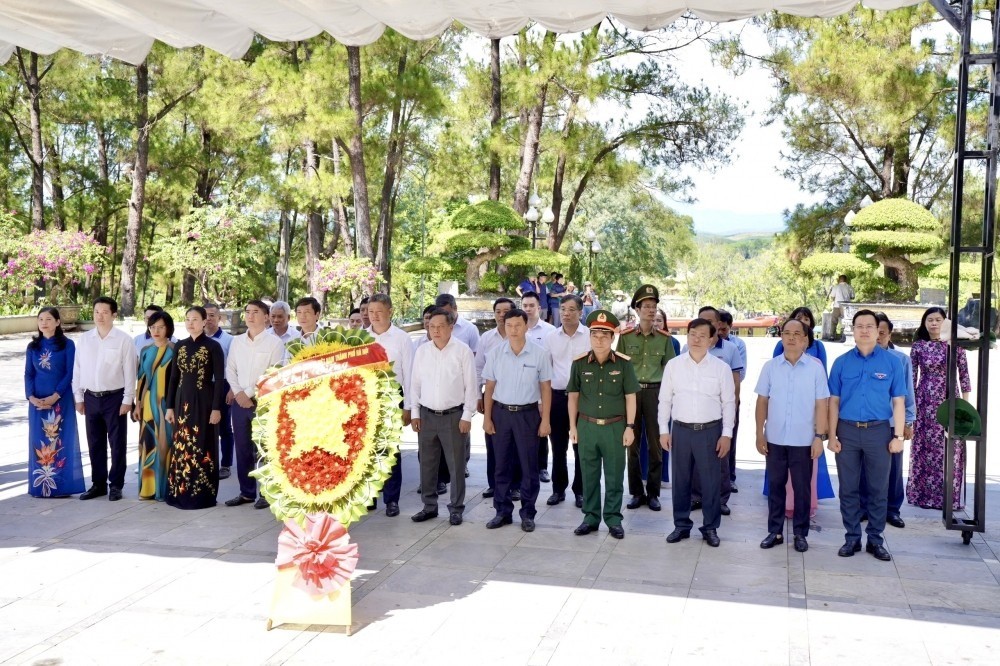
[0,1,922,65]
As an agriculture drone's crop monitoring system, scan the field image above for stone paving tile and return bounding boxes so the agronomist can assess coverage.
[805,570,910,608]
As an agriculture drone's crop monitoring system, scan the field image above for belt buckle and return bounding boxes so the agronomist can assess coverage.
[508,405,520,412]
[691,423,705,431]
[856,421,868,429]
[595,418,607,425]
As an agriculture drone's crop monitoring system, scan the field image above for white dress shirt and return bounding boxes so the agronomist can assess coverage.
[475,327,506,390]
[73,326,138,405]
[367,324,414,409]
[526,318,555,347]
[267,326,301,344]
[410,336,479,421]
[657,352,736,437]
[225,329,286,398]
[453,316,481,353]
[543,324,590,390]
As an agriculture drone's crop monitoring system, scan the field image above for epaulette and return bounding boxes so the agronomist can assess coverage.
[573,352,590,361]
[616,351,632,361]
[621,326,637,335]
[656,329,672,336]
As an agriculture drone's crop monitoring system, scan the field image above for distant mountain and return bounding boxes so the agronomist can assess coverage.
[696,230,780,243]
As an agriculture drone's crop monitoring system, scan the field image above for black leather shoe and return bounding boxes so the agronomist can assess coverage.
[720,504,731,516]
[626,495,647,510]
[760,533,783,549]
[690,500,702,511]
[546,493,565,506]
[666,528,691,543]
[574,522,598,535]
[79,487,107,501]
[510,489,521,502]
[575,494,583,508]
[521,518,535,532]
[887,514,906,529]
[108,488,123,502]
[385,501,400,517]
[866,541,892,561]
[367,499,377,511]
[436,483,448,496]
[218,466,231,480]
[838,541,862,557]
[253,497,270,510]
[609,525,625,539]
[449,512,463,526]
[486,514,513,529]
[794,536,808,552]
[224,495,253,507]
[730,483,739,493]
[539,470,551,483]
[648,496,661,511]
[702,529,721,547]
[411,509,438,522]
[483,488,495,498]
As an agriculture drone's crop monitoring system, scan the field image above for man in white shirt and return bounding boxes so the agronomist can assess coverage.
[659,317,737,548]
[475,298,518,499]
[434,292,479,479]
[205,303,235,479]
[521,291,556,482]
[410,307,479,526]
[72,296,138,501]
[543,294,590,507]
[366,293,414,518]
[267,300,301,344]
[295,296,323,343]
[223,300,285,510]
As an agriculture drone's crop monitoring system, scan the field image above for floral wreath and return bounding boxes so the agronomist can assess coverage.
[251,326,402,528]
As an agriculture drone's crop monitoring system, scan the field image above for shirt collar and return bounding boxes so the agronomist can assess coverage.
[713,338,724,349]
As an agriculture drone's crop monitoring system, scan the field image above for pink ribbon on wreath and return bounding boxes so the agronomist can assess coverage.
[276,513,359,596]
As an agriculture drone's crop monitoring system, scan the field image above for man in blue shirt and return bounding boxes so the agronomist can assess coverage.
[828,309,907,562]
[483,308,553,532]
[755,318,829,552]
[858,313,917,529]
[718,310,747,491]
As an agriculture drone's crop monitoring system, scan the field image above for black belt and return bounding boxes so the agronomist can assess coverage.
[494,401,538,412]
[552,388,567,395]
[421,405,462,416]
[85,388,124,398]
[638,382,661,390]
[674,419,722,431]
[579,414,624,426]
[840,419,889,429]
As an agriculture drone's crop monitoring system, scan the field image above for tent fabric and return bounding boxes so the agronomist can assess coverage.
[0,1,923,65]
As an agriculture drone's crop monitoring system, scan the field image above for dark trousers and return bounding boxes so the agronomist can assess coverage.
[231,402,259,499]
[538,436,549,474]
[219,385,234,468]
[486,432,522,492]
[627,387,662,498]
[493,407,540,520]
[418,408,465,513]
[83,389,127,490]
[765,444,812,536]
[835,420,891,546]
[549,390,573,495]
[860,450,905,518]
[728,409,740,482]
[691,444,732,505]
[672,422,723,532]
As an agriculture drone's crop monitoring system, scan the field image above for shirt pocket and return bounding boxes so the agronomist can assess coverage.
[101,345,122,367]
[698,376,720,397]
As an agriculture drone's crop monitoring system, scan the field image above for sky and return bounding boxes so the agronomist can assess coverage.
[665,20,818,237]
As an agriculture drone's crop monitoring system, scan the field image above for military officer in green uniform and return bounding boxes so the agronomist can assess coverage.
[568,309,639,539]
[615,284,675,511]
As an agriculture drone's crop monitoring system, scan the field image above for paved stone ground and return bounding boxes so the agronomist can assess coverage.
[1,330,999,665]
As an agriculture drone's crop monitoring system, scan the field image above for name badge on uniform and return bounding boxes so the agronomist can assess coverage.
[609,370,621,376]
[873,372,887,380]
[583,372,593,376]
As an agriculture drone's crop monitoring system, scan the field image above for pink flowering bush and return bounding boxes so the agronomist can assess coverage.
[0,214,107,308]
[315,254,381,305]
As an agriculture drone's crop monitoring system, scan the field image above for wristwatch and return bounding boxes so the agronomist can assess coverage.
[893,434,905,440]
[626,423,636,430]
[814,433,827,441]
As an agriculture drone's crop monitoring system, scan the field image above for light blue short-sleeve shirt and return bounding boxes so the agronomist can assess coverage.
[483,340,552,404]
[755,353,830,446]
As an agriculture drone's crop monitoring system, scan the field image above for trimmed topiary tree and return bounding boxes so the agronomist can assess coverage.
[447,201,529,294]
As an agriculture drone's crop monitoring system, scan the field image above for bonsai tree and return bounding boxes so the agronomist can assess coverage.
[800,198,942,301]
[502,248,572,283]
[446,201,529,294]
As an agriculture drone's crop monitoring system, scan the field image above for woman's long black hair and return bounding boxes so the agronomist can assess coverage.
[788,306,816,349]
[915,306,947,341]
[29,306,67,351]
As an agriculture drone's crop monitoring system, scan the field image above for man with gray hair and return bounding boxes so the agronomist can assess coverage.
[366,292,414,517]
[267,300,301,344]
[434,293,480,353]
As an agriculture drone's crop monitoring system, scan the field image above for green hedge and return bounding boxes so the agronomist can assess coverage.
[852,198,939,232]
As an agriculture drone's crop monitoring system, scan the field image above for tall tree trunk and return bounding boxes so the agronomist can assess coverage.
[345,45,374,261]
[277,209,292,302]
[15,49,46,230]
[879,143,895,200]
[549,94,579,250]
[375,47,408,289]
[184,124,213,303]
[93,124,112,298]
[489,38,502,201]
[303,139,326,298]
[512,31,556,215]
[46,137,66,231]
[119,61,150,318]
[330,139,352,256]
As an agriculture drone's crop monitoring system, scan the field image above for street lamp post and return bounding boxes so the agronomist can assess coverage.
[573,231,602,281]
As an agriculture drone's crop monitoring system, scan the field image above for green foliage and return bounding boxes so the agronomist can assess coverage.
[928,262,981,281]
[851,198,939,232]
[448,231,529,252]
[400,256,453,275]
[798,253,875,276]
[502,248,570,269]
[451,200,524,231]
[479,271,503,292]
[850,231,942,254]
